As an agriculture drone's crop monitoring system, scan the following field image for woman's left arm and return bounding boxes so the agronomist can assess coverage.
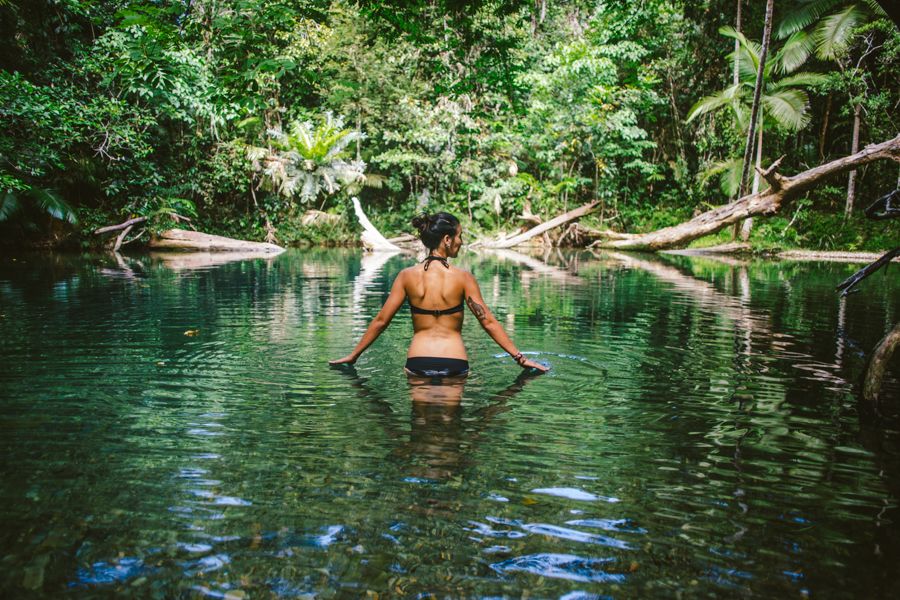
[329,270,407,364]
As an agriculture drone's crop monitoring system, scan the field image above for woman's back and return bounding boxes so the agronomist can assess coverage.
[329,210,547,375]
[404,263,468,359]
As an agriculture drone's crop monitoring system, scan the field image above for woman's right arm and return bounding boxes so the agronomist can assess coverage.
[463,272,548,372]
[329,270,407,365]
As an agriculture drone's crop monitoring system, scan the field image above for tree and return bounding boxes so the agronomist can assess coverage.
[776,0,891,217]
[246,113,366,241]
[687,23,828,237]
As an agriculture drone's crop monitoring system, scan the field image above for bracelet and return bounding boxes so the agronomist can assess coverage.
[511,352,526,364]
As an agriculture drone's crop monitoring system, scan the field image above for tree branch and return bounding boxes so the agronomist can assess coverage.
[94,216,147,235]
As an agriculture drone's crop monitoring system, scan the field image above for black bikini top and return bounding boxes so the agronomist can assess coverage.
[422,255,449,271]
[410,254,464,317]
[409,300,464,317]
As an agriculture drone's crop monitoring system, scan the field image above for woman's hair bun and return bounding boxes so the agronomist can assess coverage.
[411,212,460,250]
[411,214,430,234]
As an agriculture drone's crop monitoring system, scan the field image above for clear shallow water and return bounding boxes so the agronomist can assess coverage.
[0,248,898,598]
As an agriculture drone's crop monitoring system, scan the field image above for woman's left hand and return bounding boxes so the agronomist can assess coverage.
[520,358,549,372]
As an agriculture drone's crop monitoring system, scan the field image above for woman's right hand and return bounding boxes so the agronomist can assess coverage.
[520,358,549,372]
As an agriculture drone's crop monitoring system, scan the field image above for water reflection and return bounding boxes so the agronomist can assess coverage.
[1,249,899,597]
[334,365,540,482]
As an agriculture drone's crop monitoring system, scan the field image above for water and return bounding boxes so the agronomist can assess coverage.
[1,248,898,598]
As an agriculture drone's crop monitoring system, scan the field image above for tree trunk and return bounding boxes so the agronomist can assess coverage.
[148,229,284,253]
[733,0,742,86]
[591,134,900,250]
[740,124,763,241]
[480,200,601,249]
[819,93,832,160]
[863,323,900,408]
[738,0,774,197]
[351,197,402,252]
[845,102,862,218]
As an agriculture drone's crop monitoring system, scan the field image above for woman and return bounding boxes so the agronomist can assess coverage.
[329,212,548,376]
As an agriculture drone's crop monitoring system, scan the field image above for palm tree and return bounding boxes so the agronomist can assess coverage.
[248,113,367,206]
[776,0,889,217]
[0,185,77,227]
[687,26,827,217]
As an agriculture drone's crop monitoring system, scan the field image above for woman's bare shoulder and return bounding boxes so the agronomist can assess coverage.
[451,267,475,283]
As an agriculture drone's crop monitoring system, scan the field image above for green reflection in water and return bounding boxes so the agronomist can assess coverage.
[0,249,898,598]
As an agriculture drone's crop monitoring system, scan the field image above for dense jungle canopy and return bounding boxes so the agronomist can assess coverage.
[1,0,898,250]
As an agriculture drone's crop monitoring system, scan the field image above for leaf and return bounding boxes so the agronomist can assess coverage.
[699,158,743,197]
[31,188,77,224]
[774,31,816,73]
[236,117,261,130]
[815,4,866,59]
[770,72,829,90]
[0,192,22,222]
[686,85,743,122]
[775,0,843,39]
[762,88,811,130]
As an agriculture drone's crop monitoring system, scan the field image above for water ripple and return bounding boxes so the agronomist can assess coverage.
[490,553,626,583]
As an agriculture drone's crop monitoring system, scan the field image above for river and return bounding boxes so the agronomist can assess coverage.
[0,249,897,597]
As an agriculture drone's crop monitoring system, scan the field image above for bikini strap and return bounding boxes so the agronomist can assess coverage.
[423,255,449,271]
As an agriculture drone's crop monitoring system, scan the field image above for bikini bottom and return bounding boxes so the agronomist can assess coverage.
[404,357,470,378]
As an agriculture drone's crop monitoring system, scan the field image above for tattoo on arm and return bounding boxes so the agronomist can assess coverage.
[466,295,487,322]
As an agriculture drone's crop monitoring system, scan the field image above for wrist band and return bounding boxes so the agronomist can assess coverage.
[512,352,525,364]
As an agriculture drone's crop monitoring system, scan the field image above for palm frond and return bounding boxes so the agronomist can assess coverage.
[733,101,751,132]
[720,26,761,68]
[0,192,21,222]
[776,0,843,38]
[727,44,762,83]
[815,4,866,60]
[699,157,743,197]
[762,88,811,130]
[686,85,743,122]
[769,71,830,90]
[773,31,816,73]
[31,188,77,224]
[362,173,386,189]
[862,0,886,17]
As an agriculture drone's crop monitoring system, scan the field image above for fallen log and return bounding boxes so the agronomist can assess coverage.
[590,134,900,250]
[662,242,752,256]
[836,248,900,296]
[386,233,419,244]
[148,229,284,253]
[351,196,401,252]
[559,222,630,246]
[863,324,900,408]
[113,225,133,252]
[481,200,600,249]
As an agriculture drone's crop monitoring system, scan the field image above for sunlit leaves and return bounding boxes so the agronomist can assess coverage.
[249,114,366,204]
[762,88,812,130]
[815,5,866,59]
[776,0,844,39]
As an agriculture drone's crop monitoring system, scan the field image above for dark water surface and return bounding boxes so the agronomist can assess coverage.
[1,249,898,598]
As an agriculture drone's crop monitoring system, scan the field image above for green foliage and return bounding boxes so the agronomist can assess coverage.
[0,0,897,250]
[688,23,830,199]
[247,113,366,204]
